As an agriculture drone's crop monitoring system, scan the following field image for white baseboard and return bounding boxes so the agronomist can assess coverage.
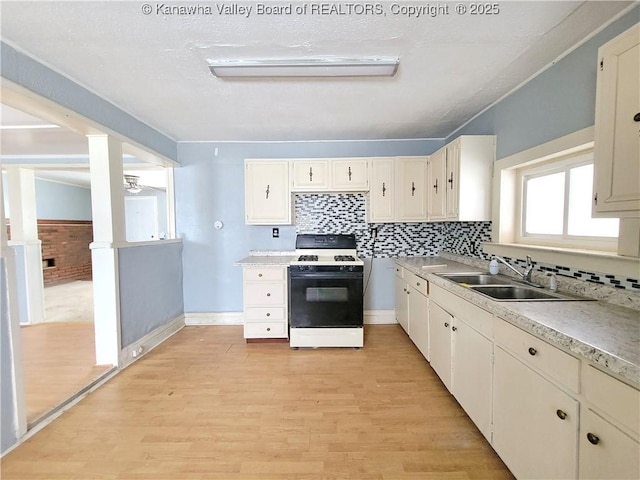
[365,310,396,324]
[184,312,244,326]
[119,314,185,368]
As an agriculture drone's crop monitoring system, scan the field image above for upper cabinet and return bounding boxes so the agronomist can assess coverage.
[428,136,495,222]
[368,156,428,223]
[292,160,329,191]
[245,160,291,225]
[331,158,368,191]
[593,23,640,218]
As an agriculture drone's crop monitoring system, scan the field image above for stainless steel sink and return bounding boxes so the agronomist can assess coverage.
[438,273,515,286]
[470,285,589,302]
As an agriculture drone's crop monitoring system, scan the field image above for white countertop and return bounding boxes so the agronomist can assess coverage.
[394,256,640,387]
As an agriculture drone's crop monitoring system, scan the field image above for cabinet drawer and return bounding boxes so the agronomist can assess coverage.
[244,321,287,338]
[405,271,428,296]
[431,284,492,338]
[583,365,640,436]
[394,265,404,279]
[244,283,285,306]
[243,267,285,282]
[245,307,285,322]
[494,319,580,392]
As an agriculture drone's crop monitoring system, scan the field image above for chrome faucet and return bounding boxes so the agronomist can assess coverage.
[493,255,542,287]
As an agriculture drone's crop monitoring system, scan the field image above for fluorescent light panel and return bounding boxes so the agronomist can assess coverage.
[208,57,399,78]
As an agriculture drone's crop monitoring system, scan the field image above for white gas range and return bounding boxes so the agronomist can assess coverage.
[288,234,364,348]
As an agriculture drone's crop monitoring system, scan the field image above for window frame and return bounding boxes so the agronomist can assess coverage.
[515,149,618,252]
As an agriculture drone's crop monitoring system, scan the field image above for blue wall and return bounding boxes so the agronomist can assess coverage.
[118,242,184,347]
[35,178,92,220]
[0,257,18,454]
[176,140,443,313]
[449,6,640,159]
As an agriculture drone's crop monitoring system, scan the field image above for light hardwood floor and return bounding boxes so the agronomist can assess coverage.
[21,321,113,424]
[2,325,514,480]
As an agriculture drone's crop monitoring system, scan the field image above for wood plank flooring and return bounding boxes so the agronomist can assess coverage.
[2,325,514,480]
[21,322,113,424]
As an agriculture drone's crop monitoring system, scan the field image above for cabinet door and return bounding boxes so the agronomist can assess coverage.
[452,317,492,441]
[408,286,429,361]
[397,157,428,222]
[331,159,368,191]
[593,23,640,216]
[493,346,578,480]
[368,158,395,223]
[428,148,447,220]
[428,301,452,391]
[395,277,409,334]
[445,140,460,219]
[292,160,329,190]
[579,408,640,480]
[245,161,291,225]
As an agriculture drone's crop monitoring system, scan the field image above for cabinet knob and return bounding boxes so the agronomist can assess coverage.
[634,112,640,122]
[528,347,537,356]
[266,312,271,317]
[266,293,271,297]
[556,409,567,420]
[416,282,421,286]
[451,326,457,332]
[266,327,271,332]
[444,322,449,328]
[587,433,600,445]
[258,273,263,278]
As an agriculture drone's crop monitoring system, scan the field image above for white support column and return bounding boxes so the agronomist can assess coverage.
[88,134,125,366]
[0,175,28,441]
[5,168,45,325]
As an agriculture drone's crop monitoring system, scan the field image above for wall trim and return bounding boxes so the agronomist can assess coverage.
[184,312,244,326]
[365,310,396,324]
[119,314,185,368]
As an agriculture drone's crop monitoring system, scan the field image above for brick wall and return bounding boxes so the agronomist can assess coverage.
[38,220,93,285]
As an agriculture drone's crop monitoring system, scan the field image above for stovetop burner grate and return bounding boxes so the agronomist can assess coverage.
[334,255,356,262]
[298,255,318,262]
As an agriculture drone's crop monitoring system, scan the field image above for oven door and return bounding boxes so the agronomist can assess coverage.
[289,271,363,328]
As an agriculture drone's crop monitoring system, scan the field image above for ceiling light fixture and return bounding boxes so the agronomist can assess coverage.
[208,57,399,78]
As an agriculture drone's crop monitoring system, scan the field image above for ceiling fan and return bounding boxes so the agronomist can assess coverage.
[123,174,164,194]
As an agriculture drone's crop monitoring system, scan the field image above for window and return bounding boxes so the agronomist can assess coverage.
[517,151,618,250]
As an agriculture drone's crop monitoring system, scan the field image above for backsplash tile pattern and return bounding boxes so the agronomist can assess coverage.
[294,193,638,291]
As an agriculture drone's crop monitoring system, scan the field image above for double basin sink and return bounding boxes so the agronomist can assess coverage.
[437,273,590,302]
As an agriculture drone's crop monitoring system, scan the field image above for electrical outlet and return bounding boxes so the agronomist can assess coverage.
[371,228,378,238]
[272,228,279,238]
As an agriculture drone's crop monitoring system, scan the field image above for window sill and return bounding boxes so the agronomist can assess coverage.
[483,243,640,279]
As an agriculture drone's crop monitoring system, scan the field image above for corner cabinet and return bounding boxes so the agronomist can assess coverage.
[245,160,291,225]
[593,22,640,217]
[242,266,288,340]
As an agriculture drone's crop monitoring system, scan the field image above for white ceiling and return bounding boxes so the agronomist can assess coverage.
[0,1,634,143]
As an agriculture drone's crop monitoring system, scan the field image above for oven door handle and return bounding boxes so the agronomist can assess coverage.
[289,272,363,280]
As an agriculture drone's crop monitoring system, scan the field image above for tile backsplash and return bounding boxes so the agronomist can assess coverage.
[294,193,639,292]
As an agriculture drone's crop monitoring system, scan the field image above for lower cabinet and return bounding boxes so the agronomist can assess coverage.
[493,346,579,480]
[408,284,429,360]
[242,266,288,340]
[428,300,452,391]
[394,273,409,334]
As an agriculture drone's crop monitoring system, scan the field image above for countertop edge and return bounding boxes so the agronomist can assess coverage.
[394,257,640,388]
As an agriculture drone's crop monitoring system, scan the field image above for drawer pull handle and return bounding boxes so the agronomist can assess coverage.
[266,313,271,317]
[556,409,567,420]
[528,347,537,356]
[266,293,271,297]
[266,327,271,332]
[451,326,457,332]
[444,322,449,328]
[587,433,600,445]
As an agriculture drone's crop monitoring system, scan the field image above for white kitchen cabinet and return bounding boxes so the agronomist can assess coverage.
[427,146,447,220]
[428,300,453,391]
[368,158,395,222]
[493,346,578,480]
[579,408,640,480]
[292,159,329,191]
[242,266,288,340]
[397,156,429,222]
[331,158,368,191]
[593,22,640,217]
[451,316,493,441]
[394,266,430,356]
[394,271,409,334]
[245,160,291,225]
[443,135,495,221]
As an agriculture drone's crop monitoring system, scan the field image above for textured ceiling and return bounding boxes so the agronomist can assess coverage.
[0,1,633,142]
